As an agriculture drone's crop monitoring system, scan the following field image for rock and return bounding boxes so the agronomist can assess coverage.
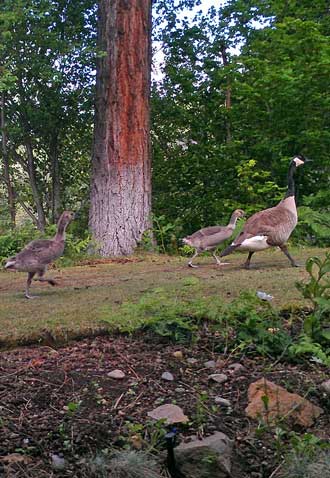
[214,396,231,407]
[147,404,188,424]
[161,371,174,381]
[187,357,198,365]
[107,369,125,380]
[228,363,244,374]
[209,373,228,384]
[175,432,233,478]
[175,387,185,393]
[173,351,183,360]
[204,360,216,369]
[320,379,330,395]
[51,454,65,470]
[246,378,323,427]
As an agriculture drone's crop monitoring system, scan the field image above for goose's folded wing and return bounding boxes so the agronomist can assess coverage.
[17,240,64,265]
[188,226,226,241]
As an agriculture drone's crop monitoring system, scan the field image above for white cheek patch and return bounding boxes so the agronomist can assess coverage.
[293,157,304,166]
[239,235,270,251]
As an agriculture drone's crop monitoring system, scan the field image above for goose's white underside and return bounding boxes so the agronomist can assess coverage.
[233,235,270,251]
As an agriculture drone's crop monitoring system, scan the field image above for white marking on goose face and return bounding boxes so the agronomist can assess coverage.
[293,157,304,167]
[239,235,270,251]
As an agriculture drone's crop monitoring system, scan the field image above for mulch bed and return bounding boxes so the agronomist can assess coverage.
[0,334,329,477]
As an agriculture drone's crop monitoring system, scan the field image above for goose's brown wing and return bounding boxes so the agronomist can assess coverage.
[232,207,280,246]
[16,239,65,266]
[187,226,226,241]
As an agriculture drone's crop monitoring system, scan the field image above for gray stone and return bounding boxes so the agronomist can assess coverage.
[161,371,174,381]
[147,404,188,424]
[214,396,231,407]
[175,432,233,478]
[107,369,125,380]
[51,454,65,470]
[204,360,216,369]
[209,373,228,384]
[320,379,330,395]
[175,387,185,393]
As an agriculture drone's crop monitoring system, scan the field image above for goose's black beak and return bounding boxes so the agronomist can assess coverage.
[304,157,313,163]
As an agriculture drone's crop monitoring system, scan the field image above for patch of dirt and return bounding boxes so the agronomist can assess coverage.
[0,335,329,477]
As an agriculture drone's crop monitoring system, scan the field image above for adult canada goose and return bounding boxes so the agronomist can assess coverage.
[182,209,245,267]
[5,211,74,298]
[220,155,310,268]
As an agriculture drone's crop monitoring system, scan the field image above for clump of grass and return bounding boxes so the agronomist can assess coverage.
[101,288,293,357]
[83,450,163,478]
[280,446,330,478]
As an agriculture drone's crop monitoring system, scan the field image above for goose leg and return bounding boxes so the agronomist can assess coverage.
[25,272,37,299]
[35,270,58,286]
[279,244,300,267]
[243,251,254,269]
[212,251,229,266]
[188,250,199,268]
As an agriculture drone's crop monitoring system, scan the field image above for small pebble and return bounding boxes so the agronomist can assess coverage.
[173,351,183,359]
[204,360,216,369]
[214,397,231,407]
[162,371,174,381]
[51,454,65,470]
[320,379,330,395]
[107,369,125,379]
[209,373,228,384]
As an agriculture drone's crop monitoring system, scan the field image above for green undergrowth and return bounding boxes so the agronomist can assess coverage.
[101,254,330,365]
[280,433,330,478]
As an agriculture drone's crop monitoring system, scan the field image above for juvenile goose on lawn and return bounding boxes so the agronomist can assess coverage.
[182,209,245,268]
[5,211,74,298]
[220,155,310,269]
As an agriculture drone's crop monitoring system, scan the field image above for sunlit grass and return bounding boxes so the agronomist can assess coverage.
[0,247,325,348]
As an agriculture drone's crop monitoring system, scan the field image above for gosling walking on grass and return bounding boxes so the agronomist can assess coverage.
[182,209,245,268]
[5,211,74,299]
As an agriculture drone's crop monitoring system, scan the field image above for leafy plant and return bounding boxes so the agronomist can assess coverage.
[291,254,330,364]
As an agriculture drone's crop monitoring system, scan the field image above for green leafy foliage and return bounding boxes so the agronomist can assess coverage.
[291,254,330,364]
[102,288,292,358]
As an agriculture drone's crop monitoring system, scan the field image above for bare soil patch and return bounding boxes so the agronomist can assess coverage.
[0,334,329,477]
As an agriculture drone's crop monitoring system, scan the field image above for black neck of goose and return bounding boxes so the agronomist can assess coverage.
[284,162,297,199]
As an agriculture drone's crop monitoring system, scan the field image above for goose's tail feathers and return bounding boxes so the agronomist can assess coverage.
[220,244,239,258]
[5,258,16,270]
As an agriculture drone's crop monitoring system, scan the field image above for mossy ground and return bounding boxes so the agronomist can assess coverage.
[0,246,325,347]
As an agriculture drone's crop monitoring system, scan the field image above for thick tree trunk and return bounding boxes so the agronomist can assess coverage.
[1,92,16,227]
[89,0,152,256]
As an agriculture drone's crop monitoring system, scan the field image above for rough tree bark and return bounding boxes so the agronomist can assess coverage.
[1,92,16,227]
[89,0,152,256]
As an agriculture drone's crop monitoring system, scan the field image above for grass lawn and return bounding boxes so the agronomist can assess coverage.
[0,246,325,347]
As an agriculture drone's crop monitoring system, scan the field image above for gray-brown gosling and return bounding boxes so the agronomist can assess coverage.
[5,211,74,299]
[182,209,245,268]
[220,155,311,268]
